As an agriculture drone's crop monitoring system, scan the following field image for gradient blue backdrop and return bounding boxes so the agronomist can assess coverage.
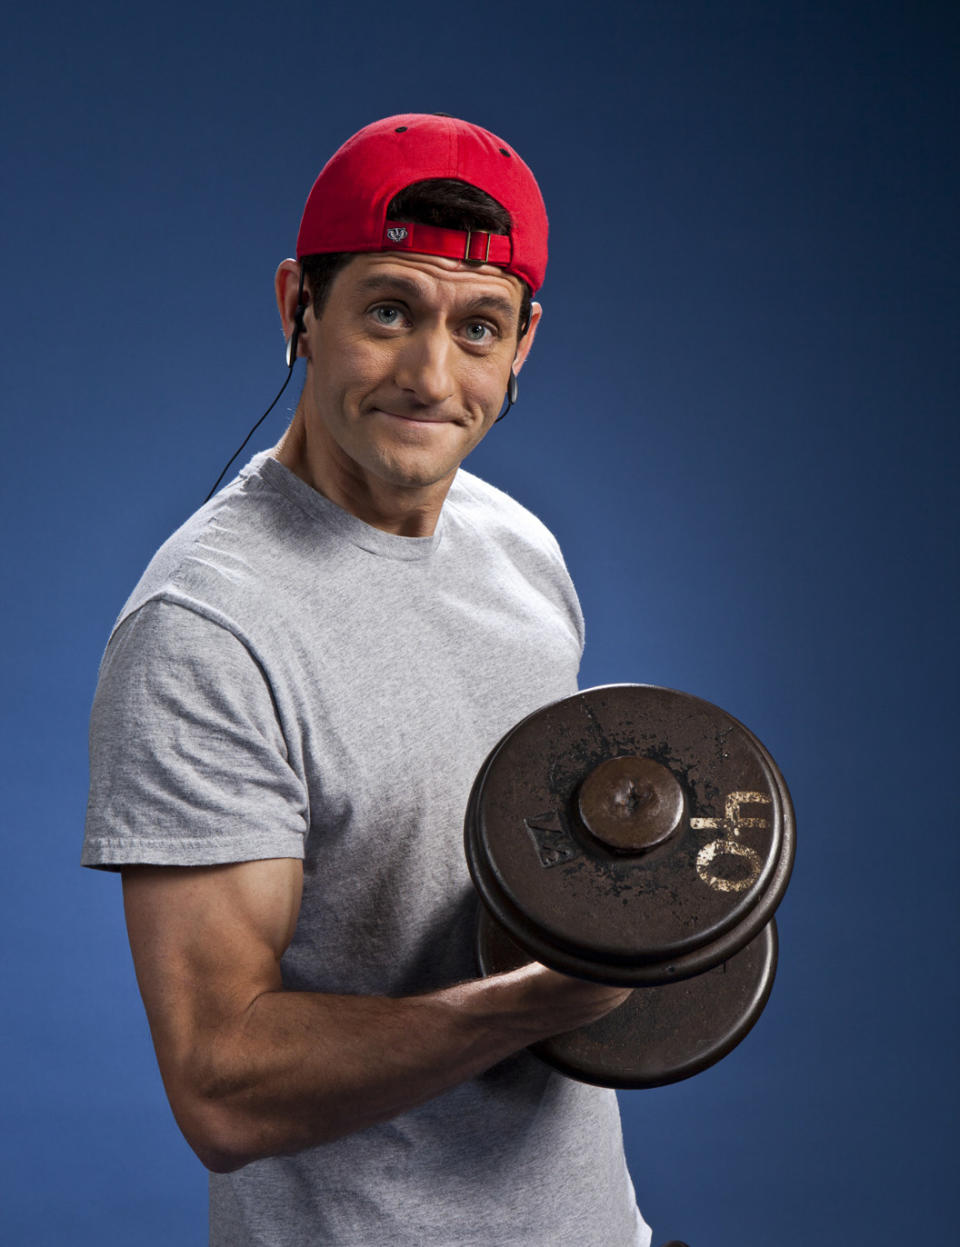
[2,3,956,1244]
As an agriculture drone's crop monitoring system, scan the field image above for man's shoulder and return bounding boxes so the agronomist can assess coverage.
[111,453,309,642]
[448,468,563,555]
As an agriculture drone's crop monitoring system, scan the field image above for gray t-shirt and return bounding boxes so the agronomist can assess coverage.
[83,452,650,1247]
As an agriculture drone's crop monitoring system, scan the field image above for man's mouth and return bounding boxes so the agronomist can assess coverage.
[375,408,450,426]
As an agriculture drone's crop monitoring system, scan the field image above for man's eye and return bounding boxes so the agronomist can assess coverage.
[372,306,403,326]
[464,322,494,343]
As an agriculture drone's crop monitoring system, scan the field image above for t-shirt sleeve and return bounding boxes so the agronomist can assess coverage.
[82,597,308,869]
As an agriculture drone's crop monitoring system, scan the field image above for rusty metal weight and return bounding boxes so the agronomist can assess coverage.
[465,684,795,1088]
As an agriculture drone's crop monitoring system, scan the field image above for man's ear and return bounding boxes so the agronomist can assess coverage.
[274,259,308,359]
[513,301,542,375]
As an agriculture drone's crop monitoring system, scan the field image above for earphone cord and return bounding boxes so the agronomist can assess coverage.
[202,358,296,503]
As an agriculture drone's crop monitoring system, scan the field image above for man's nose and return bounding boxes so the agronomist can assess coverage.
[395,328,454,405]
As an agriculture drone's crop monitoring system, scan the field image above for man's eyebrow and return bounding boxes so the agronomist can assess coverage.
[459,294,518,322]
[355,274,517,322]
[355,274,427,301]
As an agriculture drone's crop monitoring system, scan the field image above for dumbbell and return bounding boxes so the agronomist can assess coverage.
[464,684,795,1088]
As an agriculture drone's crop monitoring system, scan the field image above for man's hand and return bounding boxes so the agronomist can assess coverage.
[122,859,630,1173]
[467,960,633,1046]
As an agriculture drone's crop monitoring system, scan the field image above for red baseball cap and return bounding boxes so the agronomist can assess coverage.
[295,113,548,293]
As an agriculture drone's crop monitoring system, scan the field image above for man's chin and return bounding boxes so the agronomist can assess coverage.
[376,460,460,492]
[367,437,471,492]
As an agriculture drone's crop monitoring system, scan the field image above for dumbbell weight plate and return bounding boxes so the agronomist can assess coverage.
[465,684,794,987]
[476,905,778,1089]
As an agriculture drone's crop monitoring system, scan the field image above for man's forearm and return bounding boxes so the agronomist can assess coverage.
[176,967,625,1172]
[123,861,630,1171]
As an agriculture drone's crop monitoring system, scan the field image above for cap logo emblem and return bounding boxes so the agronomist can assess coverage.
[386,226,408,243]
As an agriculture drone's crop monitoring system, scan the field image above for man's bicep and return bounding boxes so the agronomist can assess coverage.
[122,859,303,1077]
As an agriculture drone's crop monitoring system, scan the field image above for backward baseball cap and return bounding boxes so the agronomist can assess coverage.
[295,113,548,294]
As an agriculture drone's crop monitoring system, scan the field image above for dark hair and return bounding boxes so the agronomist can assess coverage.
[300,178,533,338]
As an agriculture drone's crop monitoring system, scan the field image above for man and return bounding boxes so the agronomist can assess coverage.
[84,113,651,1246]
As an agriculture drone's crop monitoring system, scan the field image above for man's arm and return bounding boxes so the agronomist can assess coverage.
[122,859,630,1173]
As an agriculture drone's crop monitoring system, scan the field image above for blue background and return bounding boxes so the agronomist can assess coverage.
[2,2,956,1243]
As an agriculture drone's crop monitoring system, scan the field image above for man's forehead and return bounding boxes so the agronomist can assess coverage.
[335,251,525,308]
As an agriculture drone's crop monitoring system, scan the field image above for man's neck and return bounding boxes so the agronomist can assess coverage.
[272,419,453,538]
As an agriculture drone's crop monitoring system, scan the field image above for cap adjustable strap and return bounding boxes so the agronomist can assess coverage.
[382,221,513,267]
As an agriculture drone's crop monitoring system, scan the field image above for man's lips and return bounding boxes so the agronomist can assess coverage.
[373,407,452,426]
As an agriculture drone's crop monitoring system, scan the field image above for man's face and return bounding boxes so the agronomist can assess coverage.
[293,251,537,503]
